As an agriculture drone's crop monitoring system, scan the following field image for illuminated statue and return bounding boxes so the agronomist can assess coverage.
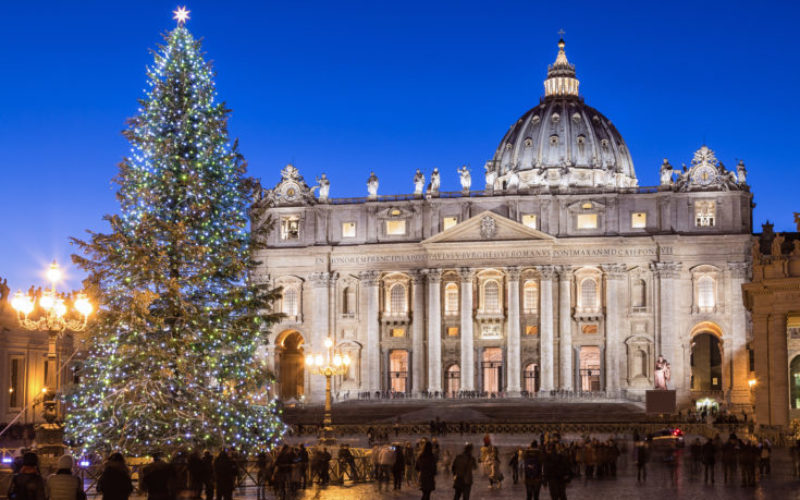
[367,171,379,199]
[654,355,671,390]
[413,169,425,196]
[458,165,471,193]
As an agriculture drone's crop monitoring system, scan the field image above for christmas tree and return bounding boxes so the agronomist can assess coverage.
[66,11,285,456]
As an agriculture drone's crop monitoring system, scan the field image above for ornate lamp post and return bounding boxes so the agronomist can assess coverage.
[9,260,92,454]
[305,337,350,444]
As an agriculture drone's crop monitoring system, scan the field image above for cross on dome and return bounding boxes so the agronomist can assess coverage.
[544,37,579,98]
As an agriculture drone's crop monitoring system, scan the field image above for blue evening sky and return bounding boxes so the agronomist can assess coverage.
[0,0,797,291]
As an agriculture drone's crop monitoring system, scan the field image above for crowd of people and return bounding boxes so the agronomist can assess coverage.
[6,431,800,500]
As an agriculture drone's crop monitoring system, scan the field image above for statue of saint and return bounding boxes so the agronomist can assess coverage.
[660,158,674,186]
[772,233,785,257]
[654,355,671,390]
[484,165,497,191]
[413,169,425,196]
[316,173,330,201]
[751,236,762,263]
[736,160,747,185]
[428,168,440,196]
[366,171,379,198]
[458,165,471,192]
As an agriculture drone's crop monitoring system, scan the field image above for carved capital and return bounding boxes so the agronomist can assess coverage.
[358,270,381,286]
[536,265,556,280]
[506,266,521,282]
[555,265,575,281]
[421,268,442,284]
[650,261,682,279]
[458,267,475,282]
[727,261,750,280]
[308,272,331,287]
[409,269,426,285]
[601,264,627,280]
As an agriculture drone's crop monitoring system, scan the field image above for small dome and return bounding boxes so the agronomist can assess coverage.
[485,40,636,190]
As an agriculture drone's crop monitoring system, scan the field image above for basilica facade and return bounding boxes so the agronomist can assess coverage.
[256,40,754,410]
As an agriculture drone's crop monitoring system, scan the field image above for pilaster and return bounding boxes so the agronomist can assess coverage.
[424,268,443,393]
[537,265,556,391]
[359,270,381,393]
[556,265,574,390]
[459,267,475,391]
[506,266,521,395]
[602,264,626,393]
[410,270,426,395]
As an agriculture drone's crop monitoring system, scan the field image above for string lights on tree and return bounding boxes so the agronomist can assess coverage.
[65,7,285,456]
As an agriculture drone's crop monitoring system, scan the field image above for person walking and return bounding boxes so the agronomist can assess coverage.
[415,441,437,500]
[701,438,716,485]
[392,445,405,490]
[141,452,174,500]
[487,446,503,489]
[509,448,521,485]
[213,449,236,500]
[96,453,133,500]
[543,445,571,500]
[297,444,309,489]
[451,443,477,500]
[8,452,45,500]
[523,441,544,500]
[45,455,83,500]
[377,444,395,492]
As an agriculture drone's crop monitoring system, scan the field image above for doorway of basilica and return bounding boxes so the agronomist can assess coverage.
[277,331,305,400]
[481,347,503,395]
[691,332,722,391]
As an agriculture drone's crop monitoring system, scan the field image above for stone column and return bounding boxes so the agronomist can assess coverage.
[411,270,426,395]
[602,264,627,393]
[360,270,381,393]
[537,266,556,391]
[309,272,331,401]
[425,269,443,393]
[459,268,475,391]
[506,267,521,395]
[727,262,750,404]
[557,266,574,391]
[652,262,682,392]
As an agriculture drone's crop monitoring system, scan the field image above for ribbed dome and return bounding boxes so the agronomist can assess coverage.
[485,40,637,191]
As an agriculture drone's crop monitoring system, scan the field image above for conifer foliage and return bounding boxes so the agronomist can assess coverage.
[67,25,284,456]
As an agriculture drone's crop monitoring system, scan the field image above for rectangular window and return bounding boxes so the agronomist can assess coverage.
[576,213,598,229]
[521,214,538,229]
[582,324,599,334]
[695,200,716,227]
[280,216,300,240]
[386,220,407,236]
[341,222,356,238]
[442,216,458,231]
[8,357,23,409]
[447,327,459,337]
[525,325,538,336]
[391,328,405,338]
[631,212,647,229]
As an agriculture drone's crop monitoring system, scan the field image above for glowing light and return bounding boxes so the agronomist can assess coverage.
[74,294,93,317]
[324,337,333,349]
[333,354,342,367]
[46,261,62,285]
[54,299,67,317]
[173,6,190,25]
[748,379,757,388]
[314,354,323,366]
[343,354,351,366]
[40,291,55,311]
[11,291,34,315]
[305,354,314,366]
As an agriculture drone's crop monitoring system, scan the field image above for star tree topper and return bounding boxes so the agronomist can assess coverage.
[173,6,190,25]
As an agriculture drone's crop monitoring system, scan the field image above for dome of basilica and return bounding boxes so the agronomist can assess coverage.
[485,40,637,191]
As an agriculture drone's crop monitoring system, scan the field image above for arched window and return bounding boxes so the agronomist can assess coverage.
[697,276,715,311]
[580,279,598,310]
[523,280,538,314]
[283,288,298,317]
[342,286,356,315]
[444,283,459,315]
[390,283,406,314]
[523,363,539,393]
[632,279,646,308]
[483,280,500,312]
[791,356,800,409]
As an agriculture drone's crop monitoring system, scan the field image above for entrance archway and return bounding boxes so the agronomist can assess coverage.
[389,350,409,394]
[482,347,503,395]
[579,346,601,391]
[276,331,305,400]
[691,332,722,390]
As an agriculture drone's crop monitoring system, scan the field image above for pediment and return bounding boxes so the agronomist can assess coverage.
[423,210,555,244]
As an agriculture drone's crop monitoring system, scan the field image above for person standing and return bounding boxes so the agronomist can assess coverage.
[377,444,395,492]
[509,448,520,485]
[701,438,716,485]
[141,452,174,500]
[45,455,83,500]
[97,453,133,500]
[451,443,477,500]
[8,452,45,500]
[634,440,649,482]
[213,449,236,500]
[187,451,204,499]
[392,445,405,490]
[297,444,309,489]
[543,445,571,500]
[200,451,214,500]
[415,441,437,500]
[523,441,544,500]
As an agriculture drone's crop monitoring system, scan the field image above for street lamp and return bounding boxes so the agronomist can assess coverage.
[305,337,351,444]
[10,260,92,427]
